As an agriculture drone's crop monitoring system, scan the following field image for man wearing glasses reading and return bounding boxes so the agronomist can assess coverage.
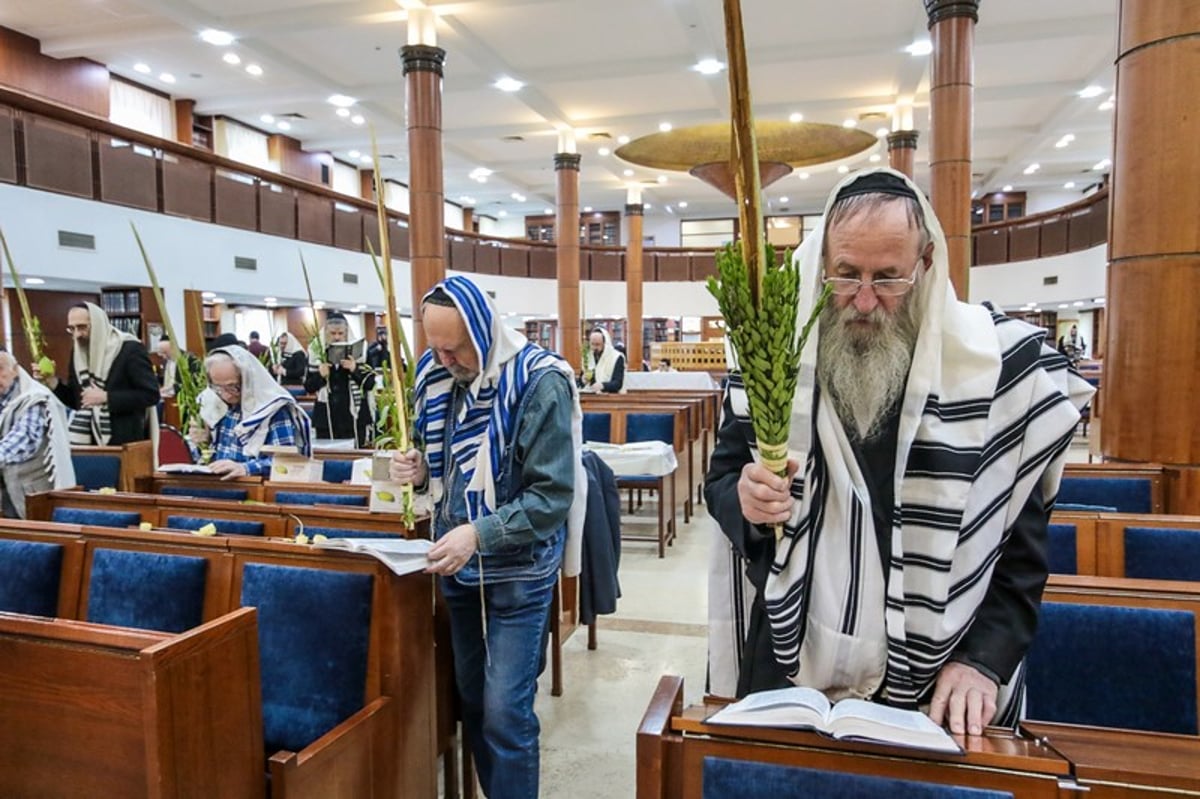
[188,346,311,479]
[706,169,1093,739]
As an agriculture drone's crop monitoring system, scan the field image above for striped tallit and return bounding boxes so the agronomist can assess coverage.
[67,302,138,446]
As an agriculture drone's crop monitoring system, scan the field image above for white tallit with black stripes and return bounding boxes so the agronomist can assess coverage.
[68,302,138,446]
[729,168,1093,718]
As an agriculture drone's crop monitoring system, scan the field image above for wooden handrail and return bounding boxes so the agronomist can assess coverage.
[973,186,1108,234]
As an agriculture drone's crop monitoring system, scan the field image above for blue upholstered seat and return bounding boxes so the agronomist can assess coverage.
[626,413,674,446]
[286,385,306,398]
[1046,524,1077,574]
[1054,502,1117,512]
[582,412,612,444]
[161,485,250,501]
[240,563,374,754]
[273,491,367,507]
[1025,602,1198,734]
[71,454,121,491]
[1058,477,1152,514]
[165,515,265,537]
[51,507,142,528]
[321,459,355,484]
[0,539,64,617]
[702,758,1014,799]
[1124,527,1200,581]
[86,548,207,633]
[303,526,402,540]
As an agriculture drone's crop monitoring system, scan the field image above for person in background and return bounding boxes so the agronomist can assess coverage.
[366,325,391,370]
[0,350,75,517]
[271,331,308,386]
[1057,324,1086,366]
[247,331,268,360]
[154,335,202,400]
[41,302,159,445]
[583,328,625,393]
[188,346,311,479]
[657,358,677,373]
[304,311,375,444]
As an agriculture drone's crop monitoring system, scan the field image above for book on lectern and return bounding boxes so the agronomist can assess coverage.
[705,686,963,754]
[312,537,433,577]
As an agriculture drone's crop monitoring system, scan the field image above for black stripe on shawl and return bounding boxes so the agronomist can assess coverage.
[906,441,980,481]
[899,503,963,530]
[922,395,993,422]
[841,497,864,635]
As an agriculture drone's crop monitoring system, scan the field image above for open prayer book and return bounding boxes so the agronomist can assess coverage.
[312,537,433,577]
[326,339,366,363]
[159,463,215,474]
[705,686,962,754]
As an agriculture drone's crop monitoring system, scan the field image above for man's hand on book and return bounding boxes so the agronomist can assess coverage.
[928,661,997,736]
[426,524,478,576]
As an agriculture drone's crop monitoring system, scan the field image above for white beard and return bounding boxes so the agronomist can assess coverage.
[817,294,920,442]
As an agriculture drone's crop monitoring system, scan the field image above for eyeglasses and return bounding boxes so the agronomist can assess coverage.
[822,259,922,297]
[208,380,242,395]
[65,324,90,334]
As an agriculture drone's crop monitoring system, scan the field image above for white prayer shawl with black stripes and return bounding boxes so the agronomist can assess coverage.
[729,168,1093,719]
[414,276,588,577]
[587,327,625,391]
[307,332,368,445]
[198,345,312,457]
[68,302,140,446]
[0,368,75,517]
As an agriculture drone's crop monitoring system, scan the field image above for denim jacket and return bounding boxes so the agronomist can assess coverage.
[434,368,574,586]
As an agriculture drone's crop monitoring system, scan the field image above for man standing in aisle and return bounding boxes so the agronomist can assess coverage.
[706,169,1093,736]
[388,276,585,799]
[43,302,159,445]
[0,351,75,517]
[583,327,625,393]
[304,312,375,444]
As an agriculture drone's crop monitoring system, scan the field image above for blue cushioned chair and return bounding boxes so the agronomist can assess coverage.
[161,485,251,501]
[287,386,306,398]
[303,526,401,540]
[1046,524,1077,574]
[86,548,207,633]
[1058,477,1152,514]
[702,758,1014,799]
[1124,527,1200,581]
[582,412,612,444]
[321,459,355,484]
[1025,602,1198,734]
[71,454,121,491]
[274,491,367,507]
[51,507,142,528]
[165,515,265,537]
[0,539,64,617]
[240,563,374,754]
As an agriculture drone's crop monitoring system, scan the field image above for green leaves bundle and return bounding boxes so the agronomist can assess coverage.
[0,227,54,377]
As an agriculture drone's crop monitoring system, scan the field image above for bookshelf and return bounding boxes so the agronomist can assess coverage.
[99,286,162,348]
[642,317,680,366]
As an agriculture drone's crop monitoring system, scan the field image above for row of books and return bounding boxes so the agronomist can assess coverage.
[110,317,141,337]
[99,290,141,315]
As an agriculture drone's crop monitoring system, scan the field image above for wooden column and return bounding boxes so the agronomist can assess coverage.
[1104,0,1200,513]
[461,207,474,233]
[926,0,978,299]
[555,152,582,370]
[625,201,644,372]
[173,99,194,146]
[359,168,376,201]
[887,130,919,179]
[402,44,446,352]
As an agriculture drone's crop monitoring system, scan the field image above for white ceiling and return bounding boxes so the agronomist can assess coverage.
[1,0,1119,222]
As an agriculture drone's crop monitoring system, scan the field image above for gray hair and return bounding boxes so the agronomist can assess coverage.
[204,350,240,375]
[823,193,933,257]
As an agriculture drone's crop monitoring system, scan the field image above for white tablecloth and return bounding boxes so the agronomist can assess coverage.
[624,372,718,391]
[584,441,677,477]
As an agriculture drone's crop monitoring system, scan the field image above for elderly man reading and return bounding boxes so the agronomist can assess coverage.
[0,351,75,517]
[189,346,311,479]
[706,169,1093,738]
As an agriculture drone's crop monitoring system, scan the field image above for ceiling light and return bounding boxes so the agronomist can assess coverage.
[875,127,889,137]
[798,172,810,180]
[1094,297,1105,304]
[351,114,365,125]
[159,72,176,84]
[327,94,357,108]
[622,169,634,177]
[779,196,789,203]
[1073,301,1084,307]
[678,201,688,208]
[1093,158,1112,171]
[905,39,933,56]
[312,300,325,309]
[842,119,857,129]
[494,76,524,92]
[869,154,881,163]
[359,155,372,164]
[1098,97,1115,111]
[510,192,526,201]
[202,291,216,299]
[1002,184,1013,191]
[788,112,803,123]
[25,277,45,285]
[336,108,350,118]
[837,165,849,174]
[1023,163,1040,174]
[666,205,674,214]
[1058,303,1070,309]
[617,135,630,144]
[199,29,236,46]
[1078,85,1105,99]
[543,207,553,214]
[658,122,672,133]
[692,58,725,75]
[644,203,652,210]
[134,62,152,74]
[497,210,508,218]
[597,147,610,156]
[583,206,593,212]
[260,114,275,124]
[656,175,667,184]
[469,167,493,180]
[1064,181,1076,189]
[348,150,361,158]
[222,52,241,66]
[276,120,291,131]
[245,63,263,76]
[264,296,277,303]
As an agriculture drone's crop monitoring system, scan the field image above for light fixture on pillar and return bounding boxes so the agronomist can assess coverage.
[401,1,438,46]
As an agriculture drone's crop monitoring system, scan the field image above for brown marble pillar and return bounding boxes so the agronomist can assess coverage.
[402,44,446,352]
[625,202,645,372]
[461,207,474,233]
[1104,1,1200,512]
[925,0,978,299]
[556,152,582,370]
[887,130,919,179]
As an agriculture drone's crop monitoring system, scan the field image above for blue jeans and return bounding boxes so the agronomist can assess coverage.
[441,569,557,799]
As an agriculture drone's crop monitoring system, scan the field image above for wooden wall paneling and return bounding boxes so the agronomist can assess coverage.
[1040,218,1069,256]
[1008,223,1040,261]
[183,289,204,355]
[333,208,363,250]
[97,137,158,212]
[388,221,408,260]
[498,246,526,277]
[591,251,623,281]
[657,253,690,282]
[0,28,110,117]
[455,240,481,273]
[161,153,213,222]
[23,116,93,199]
[973,230,1008,265]
[1067,210,1094,252]
[529,247,556,279]
[7,288,95,379]
[362,210,380,254]
[1089,196,1109,247]
[0,106,15,183]
[258,183,297,239]
[214,171,257,232]
[297,192,334,246]
[691,253,717,281]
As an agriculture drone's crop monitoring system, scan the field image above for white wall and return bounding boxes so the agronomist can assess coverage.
[968,244,1106,309]
[478,215,526,239]
[641,214,680,247]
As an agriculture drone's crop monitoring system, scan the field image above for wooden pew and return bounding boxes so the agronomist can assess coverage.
[1090,512,1200,579]
[636,675,1072,799]
[0,608,265,799]
[1058,463,1166,513]
[71,440,155,492]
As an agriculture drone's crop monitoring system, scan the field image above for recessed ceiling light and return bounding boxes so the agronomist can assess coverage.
[1098,96,1115,111]
[644,203,652,210]
[25,277,45,285]
[327,94,357,108]
[543,207,553,214]
[202,291,216,299]
[260,114,275,124]
[1073,301,1085,307]
[1093,158,1111,171]
[359,155,372,164]
[1078,85,1105,99]
[905,39,933,56]
[497,210,508,217]
[622,169,634,177]
[1064,181,1076,189]
[510,192,525,201]
[658,122,672,133]
[875,127,889,137]
[1094,297,1105,304]
[788,112,803,123]
[678,201,688,208]
[779,196,789,203]
[1023,163,1040,174]
[336,107,350,118]
[869,154,881,163]
[245,63,263,76]
[211,297,226,304]
[276,120,291,131]
[159,72,176,84]
[656,175,667,184]
[222,52,241,65]
[842,119,857,129]
[199,29,236,46]
[837,165,849,174]
[351,114,365,125]
[494,76,524,92]
[134,62,152,74]
[1002,184,1013,191]
[798,172,810,180]
[597,147,610,156]
[583,206,593,212]
[264,296,277,303]
[1058,303,1070,309]
[348,150,361,158]
[692,58,725,75]
[617,135,630,144]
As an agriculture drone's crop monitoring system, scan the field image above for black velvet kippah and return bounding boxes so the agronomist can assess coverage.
[833,171,918,203]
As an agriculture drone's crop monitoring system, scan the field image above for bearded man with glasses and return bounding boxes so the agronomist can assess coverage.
[706,169,1094,739]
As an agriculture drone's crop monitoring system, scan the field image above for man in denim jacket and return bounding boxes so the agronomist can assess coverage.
[390,276,581,799]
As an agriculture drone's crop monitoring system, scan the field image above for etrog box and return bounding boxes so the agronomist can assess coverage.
[369,451,404,514]
[268,452,323,483]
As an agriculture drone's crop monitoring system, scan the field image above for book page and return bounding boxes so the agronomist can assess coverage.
[706,686,831,729]
[159,463,214,474]
[827,699,961,753]
[313,537,432,577]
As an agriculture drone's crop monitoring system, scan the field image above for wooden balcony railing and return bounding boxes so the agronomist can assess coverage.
[972,188,1108,266]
